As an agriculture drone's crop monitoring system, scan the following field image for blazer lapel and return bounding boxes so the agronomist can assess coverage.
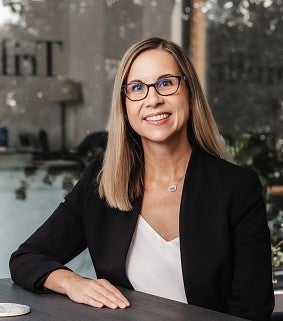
[179,147,205,301]
[119,196,141,288]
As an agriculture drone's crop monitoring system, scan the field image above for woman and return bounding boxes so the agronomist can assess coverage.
[10,37,274,320]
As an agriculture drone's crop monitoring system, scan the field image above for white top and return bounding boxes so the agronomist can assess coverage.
[126,215,188,303]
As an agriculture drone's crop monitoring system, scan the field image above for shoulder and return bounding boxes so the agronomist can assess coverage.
[68,157,103,197]
[63,157,104,211]
[197,148,262,195]
[198,149,267,232]
[201,149,259,181]
[82,158,103,180]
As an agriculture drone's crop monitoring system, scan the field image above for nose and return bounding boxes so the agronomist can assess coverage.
[144,86,163,108]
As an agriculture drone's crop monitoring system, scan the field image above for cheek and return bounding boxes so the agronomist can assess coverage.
[125,103,138,129]
[185,101,190,117]
[125,99,134,119]
[125,103,132,121]
[125,99,141,117]
[179,97,190,119]
[178,86,190,111]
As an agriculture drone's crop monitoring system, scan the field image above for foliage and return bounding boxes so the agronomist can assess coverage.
[227,131,283,269]
[272,241,283,268]
[226,132,276,189]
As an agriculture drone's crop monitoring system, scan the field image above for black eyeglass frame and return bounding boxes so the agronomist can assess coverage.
[121,75,186,102]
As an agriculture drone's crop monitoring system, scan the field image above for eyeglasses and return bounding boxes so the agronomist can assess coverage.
[122,75,186,102]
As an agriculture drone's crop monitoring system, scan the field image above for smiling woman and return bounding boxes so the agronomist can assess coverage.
[124,49,190,152]
[99,38,233,211]
[10,37,274,321]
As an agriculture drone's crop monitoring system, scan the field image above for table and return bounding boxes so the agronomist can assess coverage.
[274,290,283,312]
[272,291,283,320]
[0,279,248,321]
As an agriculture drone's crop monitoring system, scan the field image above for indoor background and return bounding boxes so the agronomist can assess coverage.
[0,0,282,283]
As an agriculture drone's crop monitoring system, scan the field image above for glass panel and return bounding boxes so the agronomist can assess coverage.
[0,0,184,278]
[196,0,283,273]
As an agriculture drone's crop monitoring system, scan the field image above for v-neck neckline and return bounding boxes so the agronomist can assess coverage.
[139,215,179,244]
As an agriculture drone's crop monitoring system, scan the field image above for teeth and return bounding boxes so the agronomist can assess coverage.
[146,113,169,121]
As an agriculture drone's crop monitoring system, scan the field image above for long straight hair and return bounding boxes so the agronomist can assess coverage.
[98,37,232,211]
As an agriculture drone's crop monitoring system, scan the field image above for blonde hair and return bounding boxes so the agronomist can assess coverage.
[98,37,232,211]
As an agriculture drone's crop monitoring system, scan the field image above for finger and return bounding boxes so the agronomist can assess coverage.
[97,286,129,308]
[97,279,130,306]
[90,290,121,309]
[89,281,129,309]
[85,296,104,308]
[93,285,128,309]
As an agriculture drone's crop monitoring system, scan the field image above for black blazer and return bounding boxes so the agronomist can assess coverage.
[10,147,274,321]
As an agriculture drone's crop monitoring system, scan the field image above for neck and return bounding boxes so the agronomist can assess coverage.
[143,140,192,186]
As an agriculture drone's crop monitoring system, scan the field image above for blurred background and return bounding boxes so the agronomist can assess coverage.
[0,0,282,281]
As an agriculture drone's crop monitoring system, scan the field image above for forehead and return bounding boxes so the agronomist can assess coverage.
[127,49,180,82]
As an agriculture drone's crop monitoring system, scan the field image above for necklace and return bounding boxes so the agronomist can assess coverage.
[168,173,186,192]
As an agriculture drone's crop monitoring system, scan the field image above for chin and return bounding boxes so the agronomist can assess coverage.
[141,134,175,145]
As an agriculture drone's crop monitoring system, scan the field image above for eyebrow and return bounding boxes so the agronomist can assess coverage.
[127,73,175,84]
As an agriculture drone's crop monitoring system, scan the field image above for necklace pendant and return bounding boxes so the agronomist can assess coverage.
[168,185,177,192]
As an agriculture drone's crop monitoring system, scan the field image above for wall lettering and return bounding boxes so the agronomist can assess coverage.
[0,39,64,77]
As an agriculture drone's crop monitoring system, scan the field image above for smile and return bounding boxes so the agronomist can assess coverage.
[145,113,170,122]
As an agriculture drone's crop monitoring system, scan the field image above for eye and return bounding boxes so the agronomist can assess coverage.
[157,77,174,88]
[128,82,144,92]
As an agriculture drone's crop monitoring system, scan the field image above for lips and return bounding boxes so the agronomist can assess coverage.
[145,113,170,122]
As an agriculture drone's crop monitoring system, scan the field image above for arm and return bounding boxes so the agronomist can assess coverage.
[227,170,274,321]
[9,160,129,309]
[44,269,129,309]
[9,161,95,292]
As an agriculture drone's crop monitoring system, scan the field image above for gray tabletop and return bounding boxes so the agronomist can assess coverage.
[0,279,248,320]
[274,290,283,312]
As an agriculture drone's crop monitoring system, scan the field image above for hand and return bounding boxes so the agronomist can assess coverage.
[44,270,130,309]
[64,277,130,309]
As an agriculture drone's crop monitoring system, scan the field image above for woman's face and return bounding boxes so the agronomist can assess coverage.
[124,49,190,147]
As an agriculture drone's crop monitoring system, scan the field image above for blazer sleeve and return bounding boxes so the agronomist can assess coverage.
[9,160,99,293]
[227,169,274,320]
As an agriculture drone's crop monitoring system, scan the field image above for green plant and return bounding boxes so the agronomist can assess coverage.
[272,241,283,268]
[226,132,276,189]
